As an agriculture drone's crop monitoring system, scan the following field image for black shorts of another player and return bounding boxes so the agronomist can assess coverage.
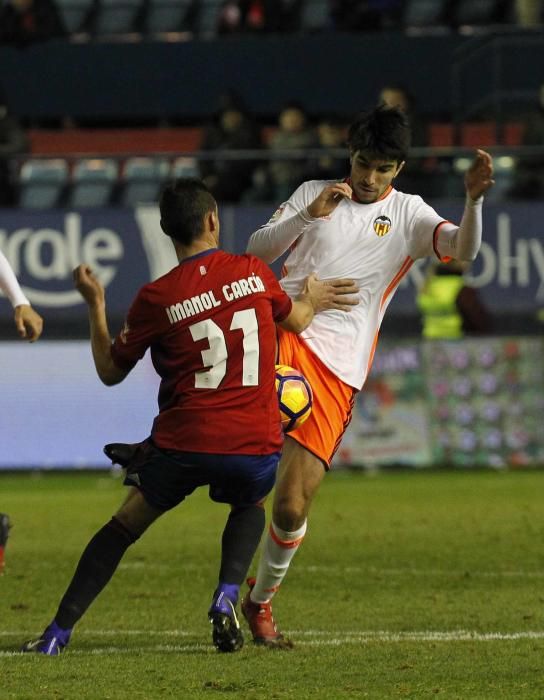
[123,439,280,511]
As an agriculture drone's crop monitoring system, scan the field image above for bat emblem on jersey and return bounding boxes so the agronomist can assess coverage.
[268,207,284,223]
[373,215,392,237]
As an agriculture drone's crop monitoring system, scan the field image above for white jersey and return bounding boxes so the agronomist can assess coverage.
[248,179,468,391]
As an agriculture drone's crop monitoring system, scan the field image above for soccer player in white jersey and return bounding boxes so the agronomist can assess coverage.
[0,249,43,571]
[0,248,43,341]
[241,105,495,647]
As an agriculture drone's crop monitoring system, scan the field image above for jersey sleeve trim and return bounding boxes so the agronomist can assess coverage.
[433,221,453,262]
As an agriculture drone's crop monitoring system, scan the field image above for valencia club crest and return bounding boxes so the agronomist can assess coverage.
[373,215,392,237]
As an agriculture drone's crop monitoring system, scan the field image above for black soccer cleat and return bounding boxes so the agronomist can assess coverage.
[103,442,140,469]
[208,592,244,653]
[21,621,72,656]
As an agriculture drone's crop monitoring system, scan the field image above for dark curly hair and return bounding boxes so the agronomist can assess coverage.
[347,105,411,163]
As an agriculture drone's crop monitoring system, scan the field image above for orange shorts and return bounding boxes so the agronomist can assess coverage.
[277,327,356,468]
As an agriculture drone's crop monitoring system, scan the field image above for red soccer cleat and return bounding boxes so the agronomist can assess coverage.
[241,578,293,649]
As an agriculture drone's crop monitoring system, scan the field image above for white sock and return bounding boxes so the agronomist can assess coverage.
[250,520,307,604]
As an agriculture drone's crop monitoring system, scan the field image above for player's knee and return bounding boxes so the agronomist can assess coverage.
[272,499,306,531]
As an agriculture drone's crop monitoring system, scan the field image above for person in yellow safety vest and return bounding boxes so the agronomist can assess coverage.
[417,261,492,339]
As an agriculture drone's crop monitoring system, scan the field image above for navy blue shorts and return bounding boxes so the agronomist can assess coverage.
[123,439,280,512]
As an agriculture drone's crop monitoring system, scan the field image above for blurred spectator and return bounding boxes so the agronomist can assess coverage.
[218,0,301,34]
[0,0,66,48]
[262,0,302,32]
[378,84,427,147]
[514,0,542,25]
[377,83,435,194]
[329,0,402,32]
[199,91,262,203]
[308,114,347,181]
[417,261,493,339]
[509,82,544,200]
[266,102,319,202]
[0,89,28,206]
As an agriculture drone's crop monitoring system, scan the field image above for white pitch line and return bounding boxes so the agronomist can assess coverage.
[302,566,544,578]
[2,629,544,657]
[115,562,544,578]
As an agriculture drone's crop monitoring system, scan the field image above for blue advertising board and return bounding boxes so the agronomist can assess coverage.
[1,202,543,323]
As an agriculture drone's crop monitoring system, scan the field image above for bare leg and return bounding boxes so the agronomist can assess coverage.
[114,486,163,536]
[272,436,326,531]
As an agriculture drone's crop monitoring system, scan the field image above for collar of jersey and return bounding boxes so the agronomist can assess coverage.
[179,248,218,265]
[344,178,394,203]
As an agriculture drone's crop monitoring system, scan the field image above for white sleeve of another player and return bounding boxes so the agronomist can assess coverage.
[246,182,319,263]
[0,249,30,307]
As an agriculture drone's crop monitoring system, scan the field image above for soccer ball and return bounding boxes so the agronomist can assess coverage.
[275,364,313,433]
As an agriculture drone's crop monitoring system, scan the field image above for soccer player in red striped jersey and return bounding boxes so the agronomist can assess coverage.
[22,178,358,655]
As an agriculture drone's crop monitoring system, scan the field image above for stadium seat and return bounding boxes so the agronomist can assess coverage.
[142,0,195,34]
[460,122,498,148]
[171,157,199,178]
[402,0,448,27]
[120,157,170,206]
[428,123,455,148]
[194,0,222,37]
[18,159,69,209]
[92,0,143,35]
[68,158,119,208]
[502,122,524,146]
[301,0,330,31]
[55,0,94,33]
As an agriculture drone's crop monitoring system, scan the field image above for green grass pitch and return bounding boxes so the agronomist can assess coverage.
[1,469,544,699]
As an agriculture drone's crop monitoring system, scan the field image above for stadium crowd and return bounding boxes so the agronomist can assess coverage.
[0,0,542,41]
[0,0,542,207]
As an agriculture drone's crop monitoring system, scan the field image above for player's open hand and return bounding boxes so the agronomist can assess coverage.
[14,304,43,342]
[73,264,106,308]
[304,273,359,313]
[464,149,495,200]
[306,182,352,219]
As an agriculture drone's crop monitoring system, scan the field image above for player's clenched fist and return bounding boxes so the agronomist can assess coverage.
[73,264,106,308]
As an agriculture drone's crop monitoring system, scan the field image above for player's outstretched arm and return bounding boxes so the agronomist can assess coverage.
[279,273,359,333]
[436,150,495,262]
[14,305,43,342]
[73,264,129,386]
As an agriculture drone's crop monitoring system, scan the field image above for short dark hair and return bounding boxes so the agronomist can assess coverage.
[347,105,411,163]
[159,178,217,246]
